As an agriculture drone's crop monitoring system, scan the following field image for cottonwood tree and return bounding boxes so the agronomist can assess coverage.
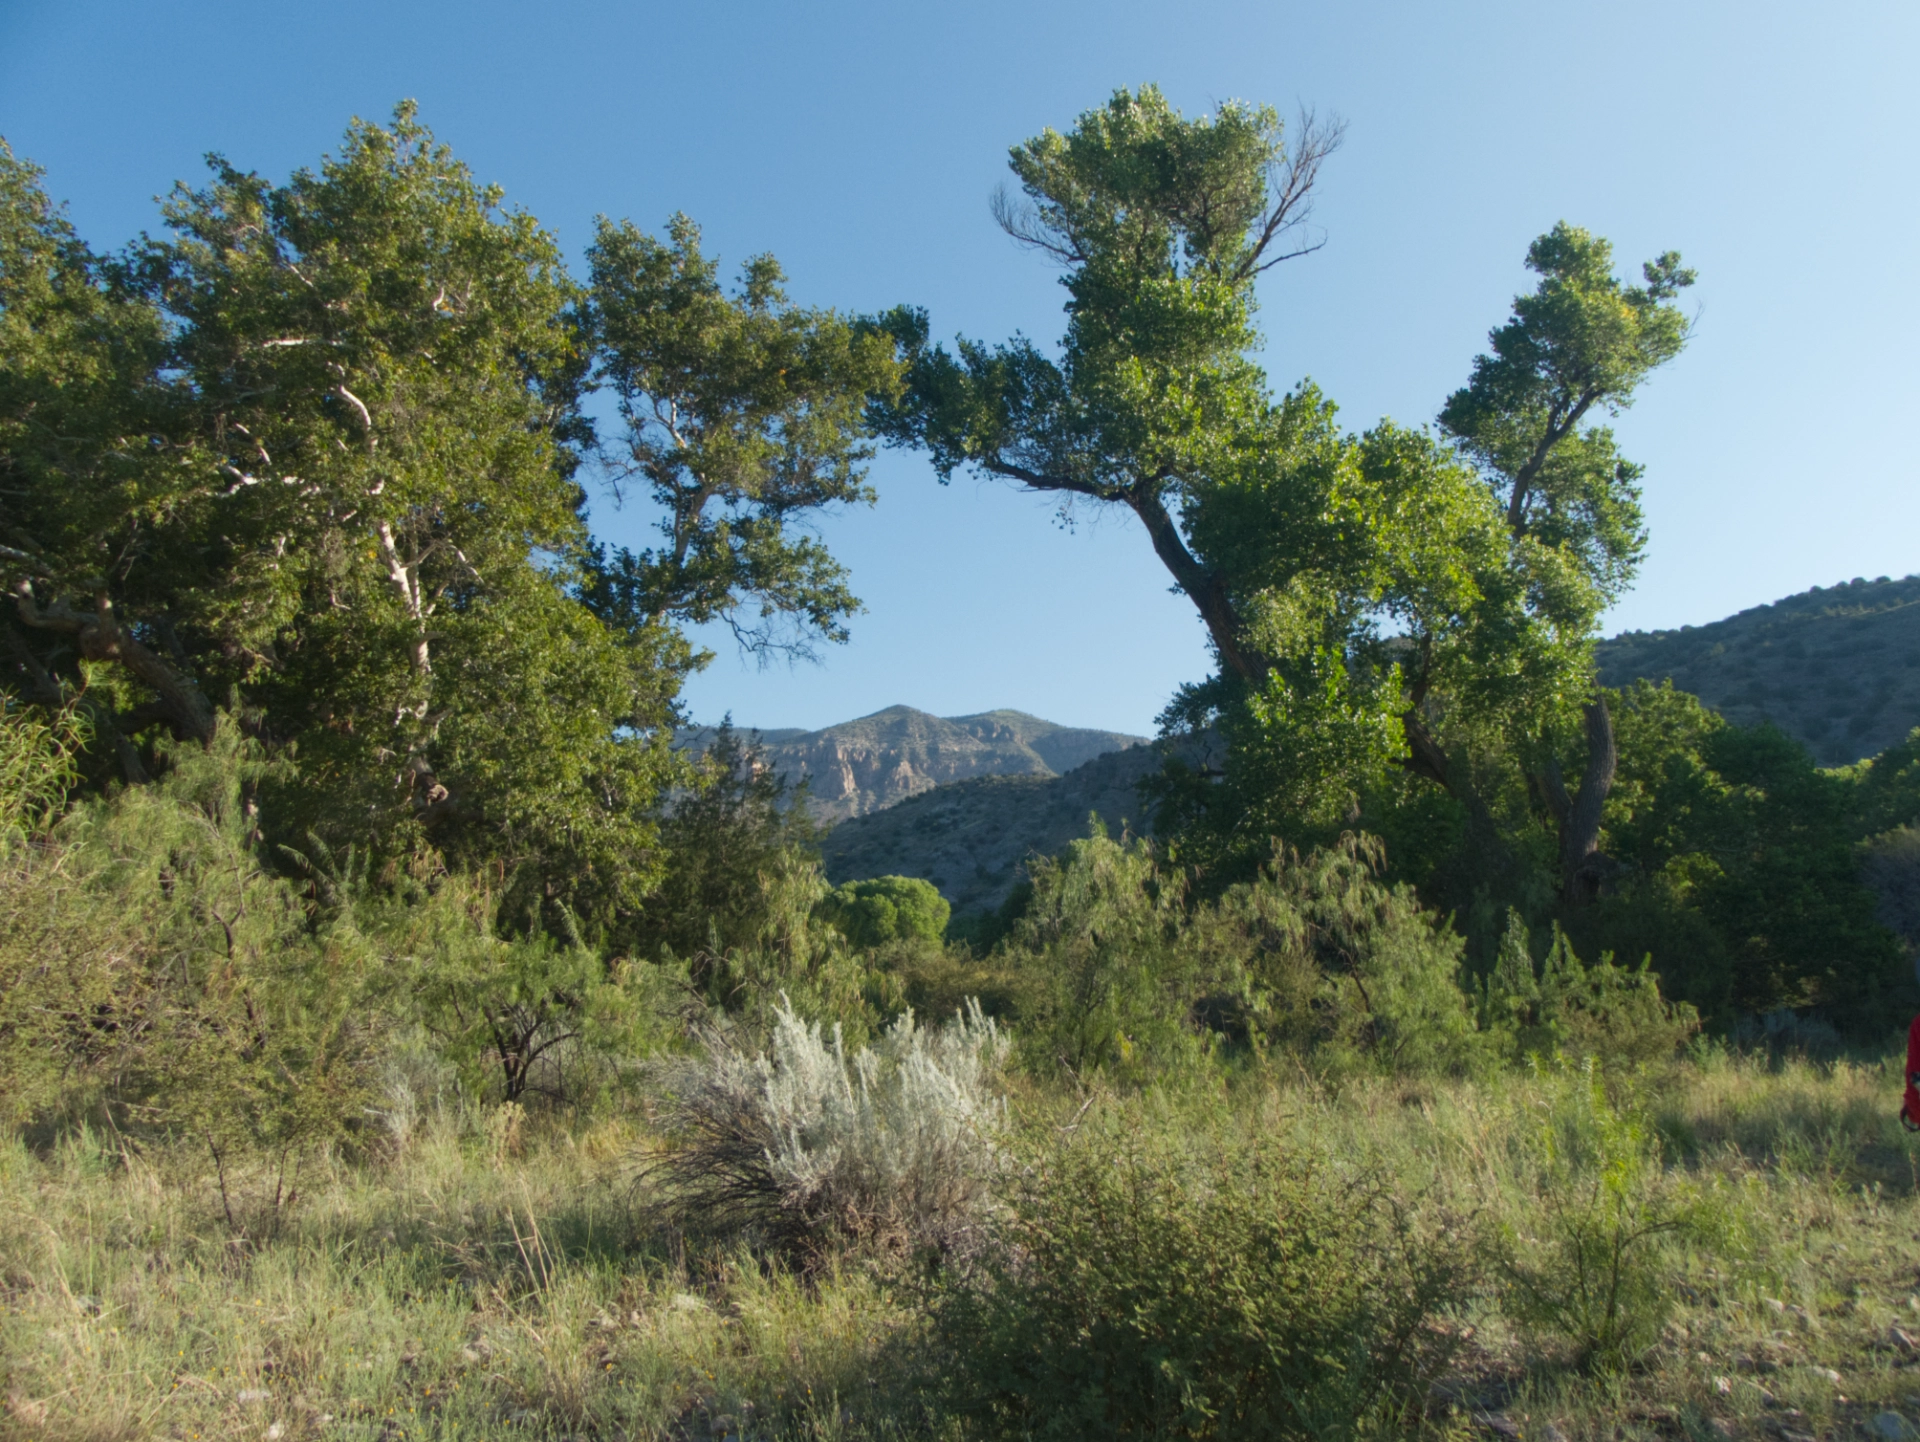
[872,86,1692,901]
[1437,226,1694,899]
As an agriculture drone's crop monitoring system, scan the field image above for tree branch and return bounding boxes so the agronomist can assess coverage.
[1506,386,1600,534]
[1122,483,1267,683]
[977,457,1119,502]
[11,584,216,744]
[1234,109,1347,282]
[374,521,431,676]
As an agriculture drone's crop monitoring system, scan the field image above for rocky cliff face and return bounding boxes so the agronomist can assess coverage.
[679,706,1147,823]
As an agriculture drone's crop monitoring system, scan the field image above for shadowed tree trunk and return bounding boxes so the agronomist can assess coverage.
[1539,700,1618,905]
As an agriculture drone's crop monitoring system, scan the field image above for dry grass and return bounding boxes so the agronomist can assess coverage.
[0,1109,930,1442]
[7,1048,1920,1440]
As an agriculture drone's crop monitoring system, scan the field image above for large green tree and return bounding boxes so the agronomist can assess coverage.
[0,108,897,936]
[873,87,1693,901]
[0,108,682,919]
[1435,225,1694,900]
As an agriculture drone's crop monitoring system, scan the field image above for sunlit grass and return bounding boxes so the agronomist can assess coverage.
[6,1049,1920,1439]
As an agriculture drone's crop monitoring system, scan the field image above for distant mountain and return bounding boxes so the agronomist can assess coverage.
[1596,574,1920,766]
[679,706,1147,823]
[820,741,1180,916]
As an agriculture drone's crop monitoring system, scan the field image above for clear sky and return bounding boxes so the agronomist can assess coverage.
[4,0,1916,735]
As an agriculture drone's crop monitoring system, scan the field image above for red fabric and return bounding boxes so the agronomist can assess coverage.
[1905,1015,1920,1127]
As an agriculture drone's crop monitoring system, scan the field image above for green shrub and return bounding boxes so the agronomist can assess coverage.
[0,731,378,1228]
[1266,836,1481,1075]
[382,880,677,1106]
[1000,828,1480,1082]
[1863,823,1920,958]
[1004,828,1206,1082]
[630,723,820,963]
[934,1112,1471,1440]
[1492,1060,1733,1371]
[816,874,950,948]
[665,843,899,1046]
[1479,913,1699,1067]
[0,701,80,850]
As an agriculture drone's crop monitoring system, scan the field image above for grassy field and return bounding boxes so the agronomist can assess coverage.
[7,1044,1920,1442]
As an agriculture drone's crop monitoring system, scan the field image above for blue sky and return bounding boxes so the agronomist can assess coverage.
[4,0,1916,734]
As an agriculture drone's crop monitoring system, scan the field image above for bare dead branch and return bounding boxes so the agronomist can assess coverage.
[990,184,1086,265]
[1236,108,1347,281]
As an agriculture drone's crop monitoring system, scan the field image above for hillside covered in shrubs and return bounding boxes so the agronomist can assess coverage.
[4,89,1920,1442]
[1597,574,1920,766]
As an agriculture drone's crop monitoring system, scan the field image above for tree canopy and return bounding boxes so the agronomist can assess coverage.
[873,87,1696,907]
[0,107,895,936]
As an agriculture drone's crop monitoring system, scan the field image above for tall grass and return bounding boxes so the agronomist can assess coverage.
[8,1050,1920,1440]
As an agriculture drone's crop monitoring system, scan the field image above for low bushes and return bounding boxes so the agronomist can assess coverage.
[1000,828,1497,1082]
[0,729,381,1200]
[1478,913,1701,1068]
[1485,1060,1747,1372]
[933,1110,1472,1441]
[651,998,1008,1257]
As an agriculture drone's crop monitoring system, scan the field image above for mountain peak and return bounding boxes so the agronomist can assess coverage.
[680,706,1147,821]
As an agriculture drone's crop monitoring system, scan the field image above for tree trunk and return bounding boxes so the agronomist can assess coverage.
[1540,697,1617,905]
[1124,488,1268,684]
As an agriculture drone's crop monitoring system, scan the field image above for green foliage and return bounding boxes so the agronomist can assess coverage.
[1,108,689,929]
[632,724,820,964]
[816,875,951,949]
[1858,724,1920,837]
[997,826,1482,1082]
[933,1109,1470,1440]
[1262,836,1482,1075]
[874,88,1694,906]
[0,729,378,1225]
[3,112,899,947]
[653,836,901,1048]
[1863,823,1920,959]
[622,728,897,1040]
[362,874,675,1105]
[1493,1061,1736,1371]
[1440,223,1694,623]
[0,701,81,848]
[1577,681,1909,1028]
[585,214,903,661]
[1002,827,1205,1082]
[1478,912,1699,1067]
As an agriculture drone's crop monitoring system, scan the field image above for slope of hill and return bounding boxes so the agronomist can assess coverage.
[820,742,1176,916]
[680,706,1147,822]
[805,578,1920,913]
[1596,574,1920,766]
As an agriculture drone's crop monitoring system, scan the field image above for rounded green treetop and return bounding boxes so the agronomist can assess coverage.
[817,875,950,949]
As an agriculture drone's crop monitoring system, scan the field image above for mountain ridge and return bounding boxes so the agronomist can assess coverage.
[678,705,1147,822]
[1594,573,1920,766]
